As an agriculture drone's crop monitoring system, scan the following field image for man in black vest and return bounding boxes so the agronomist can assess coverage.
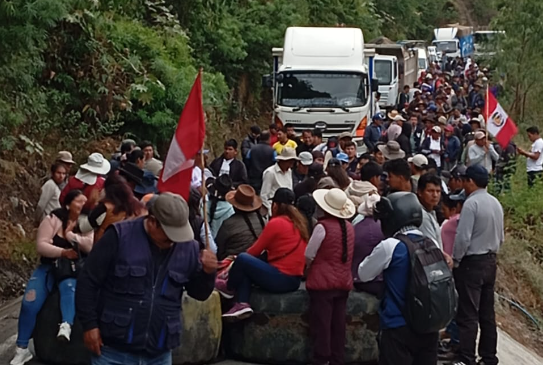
[209,139,248,188]
[76,193,217,365]
[247,131,275,194]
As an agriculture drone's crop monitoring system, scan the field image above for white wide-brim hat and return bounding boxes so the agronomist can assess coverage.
[80,152,111,175]
[313,188,356,219]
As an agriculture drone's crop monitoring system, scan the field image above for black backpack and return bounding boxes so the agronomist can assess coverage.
[394,233,458,334]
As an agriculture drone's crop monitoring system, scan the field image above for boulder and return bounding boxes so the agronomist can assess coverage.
[172,291,223,364]
[224,285,380,364]
[34,290,92,365]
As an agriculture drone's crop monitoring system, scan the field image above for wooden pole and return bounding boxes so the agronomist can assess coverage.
[485,84,489,161]
[201,149,210,250]
[198,67,211,250]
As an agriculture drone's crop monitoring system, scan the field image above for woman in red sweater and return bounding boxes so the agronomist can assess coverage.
[216,188,309,320]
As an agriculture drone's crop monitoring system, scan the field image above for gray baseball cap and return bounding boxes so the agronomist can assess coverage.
[149,192,194,242]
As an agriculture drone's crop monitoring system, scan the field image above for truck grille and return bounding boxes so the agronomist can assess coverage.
[379,91,389,106]
[292,123,355,138]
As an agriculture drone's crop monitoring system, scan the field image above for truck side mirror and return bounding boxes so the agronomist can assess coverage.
[261,75,273,88]
[371,79,379,92]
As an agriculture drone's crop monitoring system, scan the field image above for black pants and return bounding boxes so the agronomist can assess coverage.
[378,326,438,365]
[308,290,349,365]
[528,171,542,187]
[454,254,498,365]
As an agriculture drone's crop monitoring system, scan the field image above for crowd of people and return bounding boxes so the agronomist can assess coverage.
[9,59,542,365]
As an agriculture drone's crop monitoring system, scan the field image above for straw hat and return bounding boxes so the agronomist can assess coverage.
[276,147,299,161]
[226,184,262,212]
[387,110,401,120]
[313,188,356,219]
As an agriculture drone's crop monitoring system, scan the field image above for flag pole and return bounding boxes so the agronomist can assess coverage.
[485,83,489,160]
[198,67,211,251]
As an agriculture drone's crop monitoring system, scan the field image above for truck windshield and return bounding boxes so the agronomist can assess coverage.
[418,58,427,70]
[434,41,458,53]
[277,72,367,108]
[374,60,392,86]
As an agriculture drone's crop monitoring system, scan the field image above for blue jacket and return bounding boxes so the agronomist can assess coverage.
[85,218,214,357]
[444,135,461,162]
[364,124,383,152]
[358,230,424,329]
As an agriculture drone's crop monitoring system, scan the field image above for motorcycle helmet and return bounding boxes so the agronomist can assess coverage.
[374,192,423,237]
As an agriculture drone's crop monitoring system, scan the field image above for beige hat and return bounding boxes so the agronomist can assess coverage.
[408,154,429,168]
[313,188,356,219]
[276,147,299,161]
[347,181,378,208]
[56,151,75,165]
[337,132,353,140]
[437,116,447,125]
[387,110,400,120]
[432,126,442,133]
[378,141,405,160]
[149,192,194,242]
[474,131,487,140]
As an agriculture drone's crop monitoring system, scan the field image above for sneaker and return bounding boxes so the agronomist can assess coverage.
[222,302,253,320]
[57,322,72,342]
[215,278,234,299]
[10,347,33,365]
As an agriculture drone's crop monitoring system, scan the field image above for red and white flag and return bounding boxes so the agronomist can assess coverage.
[483,90,518,148]
[158,71,205,200]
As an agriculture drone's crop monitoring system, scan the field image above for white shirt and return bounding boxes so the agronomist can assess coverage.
[260,164,293,212]
[527,138,543,172]
[219,159,233,176]
[35,179,61,222]
[191,166,214,189]
[429,138,442,168]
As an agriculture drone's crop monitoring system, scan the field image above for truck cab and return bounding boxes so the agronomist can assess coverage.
[373,55,398,109]
[266,27,376,153]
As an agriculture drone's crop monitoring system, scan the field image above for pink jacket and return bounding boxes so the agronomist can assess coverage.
[37,215,94,258]
[441,214,460,257]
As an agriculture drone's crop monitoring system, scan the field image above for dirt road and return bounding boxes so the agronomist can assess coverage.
[0,297,542,365]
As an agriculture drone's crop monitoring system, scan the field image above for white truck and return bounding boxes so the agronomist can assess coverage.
[433,25,474,59]
[263,27,378,150]
[365,38,418,110]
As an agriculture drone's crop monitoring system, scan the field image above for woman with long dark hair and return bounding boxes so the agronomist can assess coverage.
[305,188,356,365]
[82,173,145,242]
[326,158,352,190]
[215,188,308,320]
[11,190,93,365]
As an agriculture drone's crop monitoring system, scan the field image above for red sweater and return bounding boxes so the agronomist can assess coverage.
[246,216,306,276]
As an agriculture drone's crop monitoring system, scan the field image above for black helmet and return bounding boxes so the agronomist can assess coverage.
[374,192,423,237]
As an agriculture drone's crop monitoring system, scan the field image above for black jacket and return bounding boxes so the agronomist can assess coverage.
[209,156,248,188]
[241,134,258,161]
[247,142,275,192]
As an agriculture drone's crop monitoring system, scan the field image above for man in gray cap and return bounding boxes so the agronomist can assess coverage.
[76,192,217,365]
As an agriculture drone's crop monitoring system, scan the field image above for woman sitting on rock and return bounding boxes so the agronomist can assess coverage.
[215,188,308,320]
[305,188,356,365]
[11,190,93,365]
[215,184,266,261]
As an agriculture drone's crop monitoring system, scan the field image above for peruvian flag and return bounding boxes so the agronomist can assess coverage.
[483,90,518,148]
[158,71,205,200]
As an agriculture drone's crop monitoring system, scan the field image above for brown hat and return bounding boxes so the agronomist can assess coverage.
[56,151,76,165]
[226,184,262,212]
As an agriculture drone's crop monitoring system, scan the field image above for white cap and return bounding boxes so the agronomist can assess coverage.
[432,126,442,133]
[298,151,314,166]
[408,154,429,167]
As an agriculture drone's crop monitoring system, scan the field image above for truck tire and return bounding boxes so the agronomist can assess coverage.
[33,289,91,365]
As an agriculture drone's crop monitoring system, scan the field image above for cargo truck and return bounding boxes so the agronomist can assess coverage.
[365,38,418,110]
[263,27,378,152]
[432,24,474,59]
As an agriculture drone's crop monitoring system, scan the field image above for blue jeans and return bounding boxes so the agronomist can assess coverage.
[446,319,459,345]
[16,264,77,348]
[91,346,172,365]
[227,253,301,303]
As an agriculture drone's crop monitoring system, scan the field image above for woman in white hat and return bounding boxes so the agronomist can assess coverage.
[59,152,111,214]
[305,188,356,365]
